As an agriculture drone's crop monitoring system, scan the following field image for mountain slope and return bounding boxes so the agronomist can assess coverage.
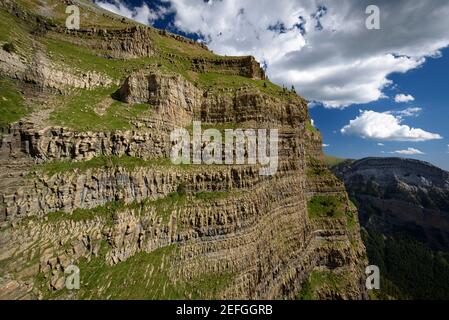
[0,0,367,300]
[333,157,449,299]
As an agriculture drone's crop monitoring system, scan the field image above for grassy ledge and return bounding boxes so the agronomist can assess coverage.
[0,77,29,131]
[49,86,153,131]
[297,270,351,300]
[307,195,346,219]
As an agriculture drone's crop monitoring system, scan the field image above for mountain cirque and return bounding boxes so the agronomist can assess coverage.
[0,0,367,300]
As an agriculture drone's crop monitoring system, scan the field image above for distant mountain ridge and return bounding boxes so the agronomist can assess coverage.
[333,157,449,299]
[333,157,449,249]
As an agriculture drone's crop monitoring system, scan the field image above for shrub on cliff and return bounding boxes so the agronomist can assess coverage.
[2,42,15,53]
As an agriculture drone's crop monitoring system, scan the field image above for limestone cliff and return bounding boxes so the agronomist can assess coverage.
[0,0,367,300]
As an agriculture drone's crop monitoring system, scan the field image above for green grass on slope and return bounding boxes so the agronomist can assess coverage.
[73,245,234,299]
[307,195,357,230]
[15,0,128,29]
[0,78,29,131]
[45,201,120,225]
[297,270,351,300]
[194,191,233,201]
[32,155,211,177]
[152,31,216,58]
[42,191,187,225]
[36,240,234,299]
[49,86,153,131]
[305,120,319,134]
[307,195,346,219]
[34,156,172,176]
[197,72,296,101]
[44,38,151,80]
[44,35,198,82]
[306,165,333,178]
[0,9,34,55]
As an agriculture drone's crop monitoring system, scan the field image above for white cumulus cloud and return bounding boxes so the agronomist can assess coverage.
[94,0,166,25]
[322,144,330,147]
[391,107,422,118]
[95,0,449,108]
[164,0,449,108]
[391,148,425,155]
[341,110,443,141]
[394,94,415,103]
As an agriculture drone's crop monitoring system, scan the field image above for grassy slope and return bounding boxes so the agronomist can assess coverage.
[297,270,352,300]
[307,195,357,230]
[38,245,235,300]
[2,0,299,131]
[34,190,238,299]
[0,77,28,131]
[49,86,153,131]
[0,8,34,55]
[307,195,346,219]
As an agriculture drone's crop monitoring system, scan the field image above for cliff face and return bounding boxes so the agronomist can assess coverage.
[333,157,449,251]
[0,0,367,300]
[333,157,449,299]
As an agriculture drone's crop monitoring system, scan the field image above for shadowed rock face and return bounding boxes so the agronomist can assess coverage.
[333,157,449,251]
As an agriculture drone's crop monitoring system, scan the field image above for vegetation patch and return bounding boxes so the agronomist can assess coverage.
[197,72,294,101]
[44,36,196,82]
[36,244,234,299]
[152,31,215,58]
[307,195,346,219]
[297,270,350,300]
[42,190,189,226]
[362,228,449,299]
[50,86,153,131]
[307,165,332,178]
[0,9,33,54]
[2,42,15,53]
[306,120,319,134]
[0,77,29,131]
[33,156,174,176]
[45,201,121,225]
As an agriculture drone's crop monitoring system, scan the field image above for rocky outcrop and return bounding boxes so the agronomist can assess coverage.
[2,123,171,162]
[0,49,113,92]
[116,70,200,127]
[191,56,266,80]
[54,25,155,59]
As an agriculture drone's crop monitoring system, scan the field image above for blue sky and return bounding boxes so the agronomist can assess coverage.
[93,0,449,170]
[311,47,449,170]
